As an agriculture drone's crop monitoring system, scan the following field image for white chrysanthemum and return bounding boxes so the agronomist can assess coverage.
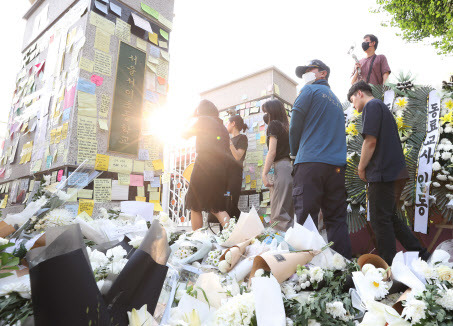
[43,174,51,185]
[437,174,448,181]
[128,236,144,249]
[326,301,347,320]
[412,258,436,280]
[205,249,222,267]
[0,275,31,299]
[110,258,128,274]
[362,263,376,275]
[286,317,294,326]
[36,208,74,230]
[442,152,452,160]
[99,207,109,219]
[87,247,109,271]
[0,237,8,245]
[307,320,321,326]
[281,282,297,298]
[433,162,442,171]
[365,270,389,300]
[332,253,347,270]
[175,284,186,301]
[214,292,255,326]
[255,269,265,278]
[441,138,449,145]
[106,246,127,262]
[97,279,105,291]
[438,288,453,310]
[435,152,441,160]
[218,219,237,243]
[309,266,324,283]
[54,190,71,201]
[445,125,453,134]
[446,184,453,190]
[402,299,426,324]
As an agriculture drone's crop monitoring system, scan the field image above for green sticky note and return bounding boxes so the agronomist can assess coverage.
[141,2,159,19]
[257,160,263,167]
[160,29,169,40]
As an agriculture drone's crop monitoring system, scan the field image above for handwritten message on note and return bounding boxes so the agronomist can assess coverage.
[77,116,97,165]
[94,178,111,202]
[94,50,112,76]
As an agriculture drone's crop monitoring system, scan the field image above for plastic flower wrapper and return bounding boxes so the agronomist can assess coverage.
[359,299,410,326]
[252,274,286,326]
[170,237,212,265]
[4,161,101,237]
[391,252,426,295]
[26,224,110,325]
[217,207,264,247]
[105,220,171,325]
[153,265,180,325]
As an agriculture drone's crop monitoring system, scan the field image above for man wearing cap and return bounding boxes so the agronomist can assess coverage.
[289,59,352,259]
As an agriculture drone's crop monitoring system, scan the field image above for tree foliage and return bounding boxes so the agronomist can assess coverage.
[372,0,453,55]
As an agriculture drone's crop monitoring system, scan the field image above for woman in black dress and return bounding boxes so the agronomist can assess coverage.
[226,115,248,218]
[183,100,231,230]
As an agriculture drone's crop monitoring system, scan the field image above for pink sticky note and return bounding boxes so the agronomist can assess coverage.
[91,75,104,86]
[0,168,5,178]
[64,85,76,109]
[57,169,64,182]
[130,174,144,187]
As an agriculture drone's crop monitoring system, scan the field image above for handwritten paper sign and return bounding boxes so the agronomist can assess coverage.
[94,178,111,202]
[95,154,109,171]
[78,199,94,216]
[414,90,441,234]
[108,42,146,155]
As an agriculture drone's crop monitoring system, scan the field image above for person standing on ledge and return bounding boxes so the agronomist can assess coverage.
[226,115,248,219]
[351,34,391,86]
[290,59,352,259]
[183,100,231,230]
[348,81,430,264]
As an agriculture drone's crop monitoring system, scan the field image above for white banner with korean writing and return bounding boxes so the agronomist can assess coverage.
[383,89,395,112]
[414,90,441,234]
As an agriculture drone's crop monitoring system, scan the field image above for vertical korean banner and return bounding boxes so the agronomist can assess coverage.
[108,42,146,155]
[414,90,441,233]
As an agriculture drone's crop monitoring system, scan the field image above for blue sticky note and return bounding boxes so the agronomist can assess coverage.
[68,172,89,187]
[62,107,71,122]
[77,78,96,95]
[109,2,122,17]
[65,204,79,217]
[149,45,160,58]
[255,134,260,140]
[46,155,52,169]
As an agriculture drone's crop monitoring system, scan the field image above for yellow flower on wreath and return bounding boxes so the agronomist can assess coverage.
[396,116,409,131]
[443,98,453,110]
[441,111,453,125]
[346,123,358,136]
[395,97,408,108]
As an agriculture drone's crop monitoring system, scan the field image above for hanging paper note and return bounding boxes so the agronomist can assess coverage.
[94,178,111,202]
[94,27,111,53]
[77,91,97,117]
[77,116,97,165]
[95,154,109,171]
[78,199,94,216]
[109,2,122,17]
[118,173,130,185]
[133,160,145,173]
[115,19,131,43]
[108,156,133,174]
[99,94,110,118]
[160,29,169,40]
[131,12,153,33]
[141,2,159,19]
[94,50,112,76]
[135,196,146,202]
[130,174,144,187]
[136,38,147,51]
[89,11,115,35]
[152,159,164,170]
[148,32,158,45]
[78,189,93,199]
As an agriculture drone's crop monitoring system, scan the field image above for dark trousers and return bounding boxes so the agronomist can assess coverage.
[292,163,352,259]
[368,180,430,264]
[227,171,242,219]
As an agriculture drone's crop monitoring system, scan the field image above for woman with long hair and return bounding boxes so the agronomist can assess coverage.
[261,99,294,231]
[226,115,248,218]
[183,100,230,230]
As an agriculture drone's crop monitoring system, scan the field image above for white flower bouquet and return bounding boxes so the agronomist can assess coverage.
[217,207,264,247]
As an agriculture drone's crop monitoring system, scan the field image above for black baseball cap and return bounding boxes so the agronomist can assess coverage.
[295,59,330,79]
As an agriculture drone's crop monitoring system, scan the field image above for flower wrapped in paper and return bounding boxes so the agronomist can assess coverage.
[217,207,264,248]
[218,239,252,273]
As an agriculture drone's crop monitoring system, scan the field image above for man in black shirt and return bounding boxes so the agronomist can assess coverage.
[347,81,429,264]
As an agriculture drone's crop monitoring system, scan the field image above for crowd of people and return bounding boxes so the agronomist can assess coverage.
[183,34,430,264]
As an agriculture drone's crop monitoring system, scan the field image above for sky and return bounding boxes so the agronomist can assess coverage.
[1,0,453,138]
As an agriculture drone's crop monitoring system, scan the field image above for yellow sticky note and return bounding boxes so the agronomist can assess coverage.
[153,203,163,211]
[62,122,69,139]
[94,179,111,203]
[246,175,251,184]
[137,186,145,197]
[149,191,160,201]
[148,32,158,45]
[50,129,56,144]
[77,91,97,117]
[251,180,257,189]
[135,196,146,202]
[55,126,62,144]
[98,119,109,130]
[260,135,266,144]
[95,154,109,171]
[94,50,112,76]
[108,156,133,174]
[89,11,115,34]
[152,159,164,171]
[118,173,130,185]
[77,211,93,222]
[67,188,78,202]
[133,160,145,173]
[79,57,94,72]
[78,199,94,216]
[94,27,111,53]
